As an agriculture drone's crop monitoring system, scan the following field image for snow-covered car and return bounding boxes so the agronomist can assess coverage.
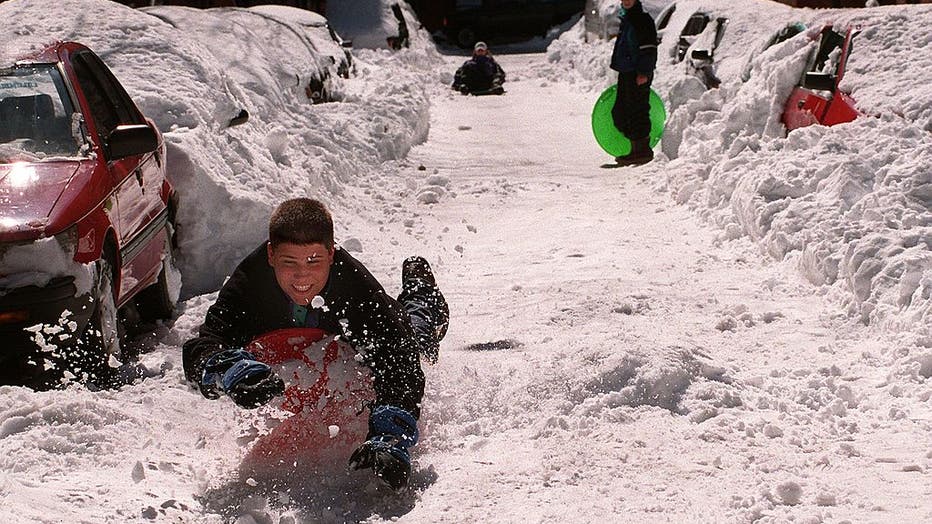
[740,21,806,82]
[144,5,343,104]
[651,3,729,89]
[672,11,712,63]
[682,14,728,88]
[650,1,798,90]
[248,5,354,79]
[0,42,177,387]
[782,25,859,131]
[655,2,676,44]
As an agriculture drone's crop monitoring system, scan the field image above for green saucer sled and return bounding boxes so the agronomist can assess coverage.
[591,85,666,157]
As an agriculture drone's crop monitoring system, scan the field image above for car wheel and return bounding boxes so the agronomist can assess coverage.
[135,223,179,322]
[306,76,325,104]
[457,27,477,48]
[67,256,121,388]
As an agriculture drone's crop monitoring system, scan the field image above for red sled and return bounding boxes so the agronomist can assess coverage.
[241,328,375,475]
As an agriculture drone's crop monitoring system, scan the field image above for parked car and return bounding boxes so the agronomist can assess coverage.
[782,25,859,131]
[655,2,676,44]
[248,5,354,79]
[659,5,728,89]
[741,22,807,82]
[672,11,711,63]
[442,0,585,48]
[683,15,728,88]
[0,42,177,387]
[144,6,342,104]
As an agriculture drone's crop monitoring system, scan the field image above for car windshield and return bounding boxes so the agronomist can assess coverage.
[0,65,81,161]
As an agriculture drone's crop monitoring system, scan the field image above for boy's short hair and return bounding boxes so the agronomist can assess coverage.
[268,198,334,249]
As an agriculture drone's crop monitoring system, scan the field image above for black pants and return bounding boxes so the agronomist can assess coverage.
[398,281,449,362]
[611,71,652,141]
[456,63,501,93]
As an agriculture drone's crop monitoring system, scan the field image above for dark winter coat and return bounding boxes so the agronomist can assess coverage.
[610,1,658,75]
[452,55,506,92]
[182,244,425,417]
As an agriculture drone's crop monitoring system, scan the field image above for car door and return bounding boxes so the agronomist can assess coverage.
[675,13,710,63]
[70,51,166,305]
[782,26,858,131]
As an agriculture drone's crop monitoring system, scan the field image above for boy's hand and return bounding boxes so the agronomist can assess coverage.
[199,348,285,408]
[636,73,649,86]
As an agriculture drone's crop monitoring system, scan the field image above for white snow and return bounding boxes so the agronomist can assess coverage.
[0,0,930,523]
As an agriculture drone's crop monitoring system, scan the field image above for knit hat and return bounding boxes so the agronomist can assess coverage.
[474,41,488,52]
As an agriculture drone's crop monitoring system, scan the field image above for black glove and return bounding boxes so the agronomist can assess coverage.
[199,349,285,409]
[349,405,419,489]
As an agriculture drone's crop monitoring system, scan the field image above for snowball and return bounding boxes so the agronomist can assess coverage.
[775,481,802,505]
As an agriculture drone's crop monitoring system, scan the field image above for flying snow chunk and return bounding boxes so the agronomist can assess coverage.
[341,238,363,252]
[311,296,327,310]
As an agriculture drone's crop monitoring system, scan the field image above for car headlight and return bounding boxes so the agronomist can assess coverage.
[53,225,79,259]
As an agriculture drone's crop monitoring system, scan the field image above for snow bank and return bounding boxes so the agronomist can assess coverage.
[0,0,439,298]
[548,1,932,340]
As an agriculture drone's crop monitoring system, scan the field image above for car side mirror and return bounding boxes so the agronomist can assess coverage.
[108,124,158,159]
[341,40,353,48]
[803,72,835,91]
[691,49,712,62]
[228,109,249,128]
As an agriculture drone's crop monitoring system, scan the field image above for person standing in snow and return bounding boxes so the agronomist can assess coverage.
[609,0,657,165]
[452,41,506,95]
[182,198,449,489]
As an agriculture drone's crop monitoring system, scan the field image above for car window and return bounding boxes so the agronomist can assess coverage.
[812,28,846,75]
[71,54,120,140]
[72,51,144,142]
[681,13,710,37]
[0,65,81,159]
[657,4,676,31]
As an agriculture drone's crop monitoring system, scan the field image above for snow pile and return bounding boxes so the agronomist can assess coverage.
[548,1,932,340]
[0,0,438,298]
[0,236,94,295]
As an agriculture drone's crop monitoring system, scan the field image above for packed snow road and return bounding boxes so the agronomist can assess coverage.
[379,53,931,522]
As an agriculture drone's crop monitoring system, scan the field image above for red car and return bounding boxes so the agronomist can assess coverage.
[782,25,860,131]
[0,42,177,387]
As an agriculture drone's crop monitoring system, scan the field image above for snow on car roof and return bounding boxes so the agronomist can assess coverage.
[248,4,328,27]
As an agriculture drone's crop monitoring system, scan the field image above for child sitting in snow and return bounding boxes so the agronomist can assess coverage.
[182,197,449,489]
[452,41,506,95]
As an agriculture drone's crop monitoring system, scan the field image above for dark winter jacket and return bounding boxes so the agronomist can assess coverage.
[182,244,425,417]
[452,55,506,91]
[610,1,658,75]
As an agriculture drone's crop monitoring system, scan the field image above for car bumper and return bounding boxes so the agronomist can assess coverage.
[0,276,94,384]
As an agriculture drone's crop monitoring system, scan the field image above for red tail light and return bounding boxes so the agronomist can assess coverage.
[0,310,30,324]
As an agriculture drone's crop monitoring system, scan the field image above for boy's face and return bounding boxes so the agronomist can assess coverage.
[621,0,636,9]
[267,242,334,305]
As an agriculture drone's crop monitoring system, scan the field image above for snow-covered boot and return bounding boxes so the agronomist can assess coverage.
[630,137,654,165]
[399,256,449,363]
[615,139,640,166]
[616,137,653,166]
